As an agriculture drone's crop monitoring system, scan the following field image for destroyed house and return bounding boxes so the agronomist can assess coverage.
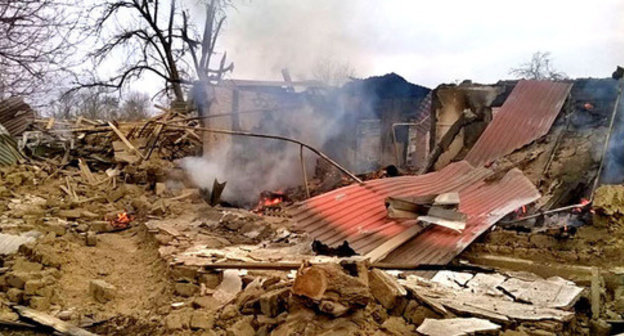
[290,77,624,265]
[197,73,431,176]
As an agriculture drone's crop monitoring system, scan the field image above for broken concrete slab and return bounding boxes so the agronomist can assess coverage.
[213,269,243,306]
[417,317,500,336]
[498,276,584,310]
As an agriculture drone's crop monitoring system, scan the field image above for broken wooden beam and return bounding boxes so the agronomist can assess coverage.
[200,261,494,273]
[13,305,99,336]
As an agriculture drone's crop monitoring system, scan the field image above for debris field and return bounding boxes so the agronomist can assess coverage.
[1,74,624,336]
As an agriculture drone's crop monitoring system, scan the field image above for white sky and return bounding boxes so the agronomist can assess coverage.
[208,0,624,88]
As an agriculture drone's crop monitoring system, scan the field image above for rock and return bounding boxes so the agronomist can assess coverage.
[200,271,223,289]
[164,313,186,330]
[259,287,290,318]
[89,279,116,303]
[368,269,407,309]
[589,319,611,336]
[90,222,115,233]
[7,288,23,303]
[174,282,199,297]
[155,182,167,196]
[220,304,238,320]
[190,311,214,330]
[85,231,97,246]
[76,224,89,233]
[226,317,255,336]
[12,259,43,273]
[416,318,501,336]
[171,266,198,282]
[57,310,73,321]
[57,209,82,219]
[380,316,415,336]
[24,279,44,295]
[403,300,441,325]
[36,286,54,298]
[44,221,67,236]
[28,296,50,310]
[192,296,218,309]
[6,272,32,289]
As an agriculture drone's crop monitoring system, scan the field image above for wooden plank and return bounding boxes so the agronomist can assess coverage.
[13,306,99,336]
[107,122,145,160]
[365,225,425,262]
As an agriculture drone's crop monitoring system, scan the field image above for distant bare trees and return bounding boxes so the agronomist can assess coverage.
[311,57,356,87]
[54,88,152,121]
[0,0,78,97]
[510,51,567,81]
[77,0,233,104]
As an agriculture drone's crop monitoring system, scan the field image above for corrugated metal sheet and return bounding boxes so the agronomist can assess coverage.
[0,97,35,136]
[290,161,493,255]
[383,168,540,263]
[464,80,572,167]
[290,163,539,263]
[0,123,23,166]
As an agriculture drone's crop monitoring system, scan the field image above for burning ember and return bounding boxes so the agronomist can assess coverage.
[515,205,527,218]
[253,191,291,214]
[110,211,134,229]
[573,198,593,213]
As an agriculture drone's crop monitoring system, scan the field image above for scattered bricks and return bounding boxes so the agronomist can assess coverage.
[190,311,214,330]
[381,316,415,336]
[85,231,97,247]
[36,286,54,298]
[57,209,82,219]
[7,288,23,303]
[220,304,239,320]
[12,259,43,273]
[6,272,33,289]
[44,221,67,236]
[403,300,441,325]
[28,296,50,310]
[192,296,218,309]
[171,266,198,282]
[200,271,223,289]
[90,222,115,233]
[259,287,290,318]
[164,313,187,331]
[226,316,255,336]
[24,280,44,295]
[368,269,407,309]
[76,223,89,233]
[89,279,116,303]
[174,282,199,297]
[154,234,173,245]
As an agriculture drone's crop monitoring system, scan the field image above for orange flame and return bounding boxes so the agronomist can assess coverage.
[110,211,133,228]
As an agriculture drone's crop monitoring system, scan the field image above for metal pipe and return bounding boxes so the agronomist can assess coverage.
[501,202,589,224]
[591,80,623,195]
[158,122,364,185]
[300,144,310,198]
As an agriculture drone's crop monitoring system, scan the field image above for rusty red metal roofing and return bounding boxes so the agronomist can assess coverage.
[383,168,540,263]
[289,162,539,262]
[464,80,572,167]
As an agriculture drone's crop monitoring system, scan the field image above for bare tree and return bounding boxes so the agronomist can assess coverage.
[311,57,355,87]
[0,0,78,97]
[509,51,567,80]
[78,0,233,104]
[120,91,152,120]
